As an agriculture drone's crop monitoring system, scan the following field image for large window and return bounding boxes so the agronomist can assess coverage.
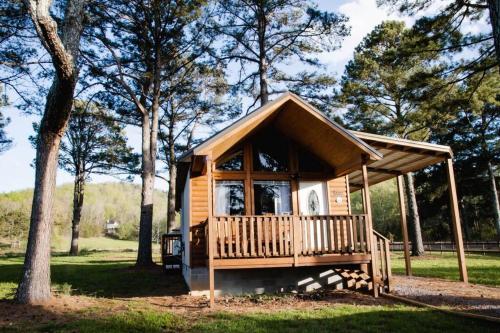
[253,181,292,215]
[216,150,244,171]
[253,134,289,172]
[215,181,245,215]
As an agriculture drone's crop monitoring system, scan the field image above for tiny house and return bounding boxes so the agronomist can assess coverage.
[166,92,467,306]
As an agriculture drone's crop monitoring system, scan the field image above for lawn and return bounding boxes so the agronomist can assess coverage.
[391,251,500,286]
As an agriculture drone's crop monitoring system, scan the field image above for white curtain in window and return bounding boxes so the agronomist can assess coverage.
[215,181,243,215]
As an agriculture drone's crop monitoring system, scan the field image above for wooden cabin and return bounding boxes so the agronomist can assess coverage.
[166,92,467,306]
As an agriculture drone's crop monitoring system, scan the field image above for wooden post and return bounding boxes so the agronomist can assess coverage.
[293,216,300,266]
[207,157,215,307]
[361,161,378,297]
[397,175,412,276]
[446,158,468,283]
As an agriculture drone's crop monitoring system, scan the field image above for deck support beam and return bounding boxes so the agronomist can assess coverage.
[207,157,215,307]
[445,158,468,283]
[397,175,412,276]
[361,161,378,297]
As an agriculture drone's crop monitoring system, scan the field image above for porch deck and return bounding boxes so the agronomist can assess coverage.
[204,214,391,287]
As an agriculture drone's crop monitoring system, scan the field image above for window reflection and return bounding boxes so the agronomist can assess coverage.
[216,150,244,171]
[253,134,288,172]
[215,181,245,215]
[253,181,291,215]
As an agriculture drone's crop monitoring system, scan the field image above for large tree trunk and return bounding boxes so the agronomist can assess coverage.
[403,172,425,256]
[69,169,84,256]
[487,161,500,237]
[167,161,177,233]
[137,112,155,266]
[488,0,500,72]
[16,0,86,304]
[16,77,76,303]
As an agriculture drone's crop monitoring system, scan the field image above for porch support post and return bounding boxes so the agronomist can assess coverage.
[361,160,378,297]
[397,175,412,276]
[445,158,468,283]
[207,157,215,307]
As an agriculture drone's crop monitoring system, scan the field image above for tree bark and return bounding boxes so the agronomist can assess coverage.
[403,172,425,256]
[16,77,76,303]
[137,112,155,266]
[487,161,500,237]
[16,0,86,304]
[69,169,84,256]
[167,157,177,233]
[488,0,500,73]
[257,5,269,105]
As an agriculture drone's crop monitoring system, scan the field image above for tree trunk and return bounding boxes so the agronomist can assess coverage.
[257,6,269,105]
[487,161,500,237]
[16,77,76,303]
[167,161,177,233]
[136,112,155,266]
[488,0,500,73]
[69,169,84,256]
[403,172,425,256]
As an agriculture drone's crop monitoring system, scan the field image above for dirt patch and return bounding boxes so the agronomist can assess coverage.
[392,275,500,318]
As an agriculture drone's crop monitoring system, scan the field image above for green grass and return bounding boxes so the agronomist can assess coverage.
[51,236,160,252]
[392,251,500,286]
[2,305,498,332]
[1,243,499,332]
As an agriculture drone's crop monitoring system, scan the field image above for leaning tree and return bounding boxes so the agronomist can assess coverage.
[15,0,88,304]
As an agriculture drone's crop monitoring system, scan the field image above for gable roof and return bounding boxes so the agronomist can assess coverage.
[180,92,383,163]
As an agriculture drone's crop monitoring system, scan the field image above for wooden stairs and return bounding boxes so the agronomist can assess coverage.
[334,268,391,294]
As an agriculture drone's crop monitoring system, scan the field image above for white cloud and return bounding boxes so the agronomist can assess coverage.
[317,0,411,77]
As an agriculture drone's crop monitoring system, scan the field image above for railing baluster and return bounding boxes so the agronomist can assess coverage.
[346,215,353,253]
[257,216,263,256]
[271,217,277,256]
[352,215,358,253]
[250,217,255,257]
[278,216,284,256]
[235,216,240,257]
[242,217,248,257]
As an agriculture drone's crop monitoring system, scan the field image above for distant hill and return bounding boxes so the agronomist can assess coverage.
[0,182,169,243]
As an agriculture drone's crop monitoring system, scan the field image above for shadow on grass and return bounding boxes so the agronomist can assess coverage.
[1,303,498,333]
[0,261,187,298]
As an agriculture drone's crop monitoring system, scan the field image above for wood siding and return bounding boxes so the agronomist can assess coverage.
[327,176,350,215]
[190,173,209,267]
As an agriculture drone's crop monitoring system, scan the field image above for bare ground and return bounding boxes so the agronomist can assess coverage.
[392,275,500,318]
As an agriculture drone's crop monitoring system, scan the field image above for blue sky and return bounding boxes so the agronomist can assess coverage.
[0,0,429,193]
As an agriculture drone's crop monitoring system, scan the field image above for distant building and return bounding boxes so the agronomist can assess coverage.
[105,220,120,236]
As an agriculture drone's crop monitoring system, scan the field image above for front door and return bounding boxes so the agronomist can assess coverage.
[298,181,328,216]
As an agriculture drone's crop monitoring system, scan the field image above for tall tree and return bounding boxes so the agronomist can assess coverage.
[211,0,349,112]
[430,71,500,238]
[15,0,88,304]
[340,21,447,256]
[85,0,211,266]
[32,101,139,255]
[378,0,499,76]
[158,60,238,233]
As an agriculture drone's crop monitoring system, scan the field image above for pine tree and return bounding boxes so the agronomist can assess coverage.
[210,0,349,113]
[339,21,448,256]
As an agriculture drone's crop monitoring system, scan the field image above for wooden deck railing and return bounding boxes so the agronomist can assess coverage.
[206,215,370,259]
[372,230,391,292]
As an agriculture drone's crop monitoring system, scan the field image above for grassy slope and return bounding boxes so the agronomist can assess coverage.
[1,246,499,332]
[392,251,500,286]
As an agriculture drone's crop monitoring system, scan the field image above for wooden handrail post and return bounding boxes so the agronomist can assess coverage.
[446,158,468,283]
[385,238,392,292]
[293,215,299,266]
[397,175,412,276]
[207,157,215,308]
[362,161,379,297]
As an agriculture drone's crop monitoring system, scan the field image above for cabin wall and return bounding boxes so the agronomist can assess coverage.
[190,173,209,267]
[327,175,350,215]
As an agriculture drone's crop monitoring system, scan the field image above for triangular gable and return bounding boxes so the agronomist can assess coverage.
[181,92,382,164]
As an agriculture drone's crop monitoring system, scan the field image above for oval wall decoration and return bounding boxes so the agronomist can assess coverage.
[308,190,320,215]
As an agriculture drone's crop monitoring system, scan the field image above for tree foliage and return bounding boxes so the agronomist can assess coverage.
[210,0,349,112]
